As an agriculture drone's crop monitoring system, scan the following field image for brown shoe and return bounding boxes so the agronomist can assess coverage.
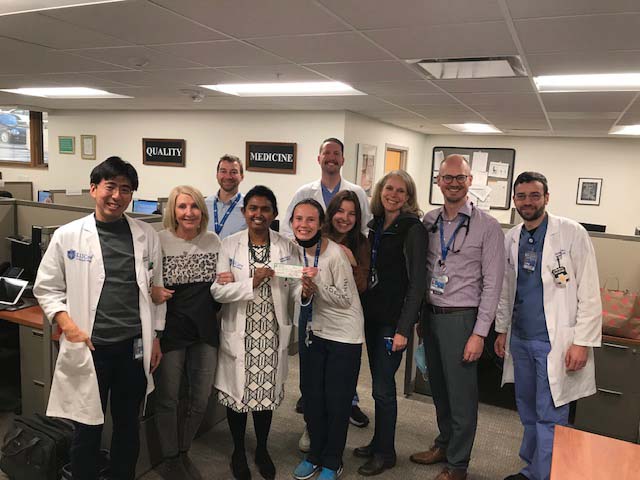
[434,467,467,480]
[409,445,447,465]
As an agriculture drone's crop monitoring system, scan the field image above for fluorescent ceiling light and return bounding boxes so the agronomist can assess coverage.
[0,87,130,99]
[410,56,526,80]
[0,1,126,17]
[609,125,640,136]
[535,73,640,92]
[443,123,502,134]
[200,82,365,97]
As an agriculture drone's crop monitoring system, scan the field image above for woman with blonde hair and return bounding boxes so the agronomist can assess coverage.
[354,170,428,476]
[152,185,222,480]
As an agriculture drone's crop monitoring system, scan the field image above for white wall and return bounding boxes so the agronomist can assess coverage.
[344,112,430,211]
[422,135,640,235]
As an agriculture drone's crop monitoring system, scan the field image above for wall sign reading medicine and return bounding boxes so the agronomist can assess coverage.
[142,138,186,167]
[246,141,297,174]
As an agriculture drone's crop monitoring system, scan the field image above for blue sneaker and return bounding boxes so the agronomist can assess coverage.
[318,466,343,479]
[293,460,320,480]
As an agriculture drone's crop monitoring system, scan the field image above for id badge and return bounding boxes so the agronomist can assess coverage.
[430,274,448,295]
[523,250,537,272]
[133,337,143,360]
[369,268,379,289]
[552,266,569,286]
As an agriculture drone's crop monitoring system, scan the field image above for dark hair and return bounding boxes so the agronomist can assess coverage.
[217,154,243,174]
[243,185,278,217]
[90,156,139,191]
[289,198,325,226]
[323,191,367,259]
[514,171,548,195]
[319,138,344,154]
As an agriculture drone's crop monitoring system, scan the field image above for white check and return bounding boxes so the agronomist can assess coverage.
[273,263,304,279]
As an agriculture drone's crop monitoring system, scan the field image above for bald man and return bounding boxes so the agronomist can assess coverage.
[411,155,505,480]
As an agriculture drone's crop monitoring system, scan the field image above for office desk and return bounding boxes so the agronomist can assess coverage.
[551,425,640,479]
[0,305,53,416]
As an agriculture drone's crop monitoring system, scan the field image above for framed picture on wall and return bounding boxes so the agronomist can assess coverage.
[81,135,96,160]
[576,177,602,206]
[58,136,75,154]
[356,143,376,197]
[143,138,186,167]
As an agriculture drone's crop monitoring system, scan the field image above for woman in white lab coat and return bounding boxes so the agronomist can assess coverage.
[211,185,300,480]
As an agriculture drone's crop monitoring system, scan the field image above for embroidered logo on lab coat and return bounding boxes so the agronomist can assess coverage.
[67,249,93,262]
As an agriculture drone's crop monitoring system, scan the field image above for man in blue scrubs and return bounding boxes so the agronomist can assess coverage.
[494,172,601,480]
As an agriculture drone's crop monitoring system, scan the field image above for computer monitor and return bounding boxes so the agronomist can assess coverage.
[132,199,158,214]
[8,226,42,282]
[37,190,52,203]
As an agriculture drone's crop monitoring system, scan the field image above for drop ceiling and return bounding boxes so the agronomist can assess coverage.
[1,0,639,137]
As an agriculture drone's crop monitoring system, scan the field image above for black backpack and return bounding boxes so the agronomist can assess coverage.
[0,414,74,480]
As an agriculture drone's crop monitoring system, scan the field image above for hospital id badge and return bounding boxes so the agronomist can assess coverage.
[430,274,448,295]
[133,338,143,360]
[552,266,569,286]
[369,268,379,289]
[523,250,537,272]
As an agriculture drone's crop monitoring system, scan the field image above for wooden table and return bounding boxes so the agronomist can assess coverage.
[551,425,640,479]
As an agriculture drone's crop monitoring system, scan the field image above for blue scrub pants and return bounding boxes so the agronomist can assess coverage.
[510,334,570,480]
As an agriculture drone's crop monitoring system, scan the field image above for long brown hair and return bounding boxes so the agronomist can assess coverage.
[322,190,368,259]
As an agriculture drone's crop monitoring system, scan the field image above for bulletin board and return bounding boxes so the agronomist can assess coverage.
[429,147,516,210]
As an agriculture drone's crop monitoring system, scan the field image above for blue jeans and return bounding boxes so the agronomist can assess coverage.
[364,323,403,460]
[511,334,569,480]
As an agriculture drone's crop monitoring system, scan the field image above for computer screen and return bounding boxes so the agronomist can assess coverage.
[0,277,28,305]
[37,190,52,203]
[132,199,158,214]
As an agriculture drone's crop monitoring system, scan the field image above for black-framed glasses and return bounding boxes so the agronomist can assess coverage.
[440,174,468,184]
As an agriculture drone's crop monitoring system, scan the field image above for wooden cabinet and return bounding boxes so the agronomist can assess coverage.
[574,335,640,443]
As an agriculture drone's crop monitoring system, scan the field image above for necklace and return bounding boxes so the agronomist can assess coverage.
[249,240,270,264]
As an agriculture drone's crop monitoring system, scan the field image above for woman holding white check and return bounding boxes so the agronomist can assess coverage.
[291,198,365,480]
[211,185,300,480]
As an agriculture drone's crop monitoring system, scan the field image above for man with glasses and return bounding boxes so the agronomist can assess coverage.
[411,154,504,480]
[494,172,601,480]
[34,156,164,480]
[205,154,246,239]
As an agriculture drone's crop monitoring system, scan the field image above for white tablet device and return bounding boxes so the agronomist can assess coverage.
[0,277,28,305]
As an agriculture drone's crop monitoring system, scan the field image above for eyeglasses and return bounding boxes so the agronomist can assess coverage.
[440,174,469,184]
[514,192,543,201]
[101,182,133,196]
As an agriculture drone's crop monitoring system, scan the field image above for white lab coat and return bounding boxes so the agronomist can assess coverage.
[34,214,165,425]
[211,229,300,405]
[280,178,372,238]
[495,213,602,407]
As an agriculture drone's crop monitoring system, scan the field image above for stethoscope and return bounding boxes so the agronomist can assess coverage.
[430,210,471,257]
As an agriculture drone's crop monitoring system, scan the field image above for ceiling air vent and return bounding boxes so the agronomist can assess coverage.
[409,56,526,80]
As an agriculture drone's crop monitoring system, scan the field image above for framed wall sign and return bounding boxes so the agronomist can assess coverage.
[356,143,377,197]
[246,141,296,174]
[430,146,516,210]
[576,177,602,206]
[81,134,96,160]
[58,136,75,154]
[142,138,186,167]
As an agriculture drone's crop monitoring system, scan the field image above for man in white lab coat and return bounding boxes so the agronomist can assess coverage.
[34,157,164,480]
[494,171,602,480]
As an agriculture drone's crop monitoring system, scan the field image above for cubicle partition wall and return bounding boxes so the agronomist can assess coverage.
[48,189,95,208]
[2,181,33,201]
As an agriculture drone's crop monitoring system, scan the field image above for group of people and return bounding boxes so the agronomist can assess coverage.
[33,137,602,480]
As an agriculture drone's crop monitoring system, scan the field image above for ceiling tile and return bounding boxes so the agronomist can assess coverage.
[89,69,243,87]
[218,64,327,82]
[250,33,391,64]
[305,61,424,82]
[42,0,227,45]
[318,0,503,29]
[352,81,441,95]
[433,78,535,94]
[154,0,349,38]
[409,104,479,116]
[378,93,459,107]
[527,51,640,76]
[454,93,541,109]
[64,46,203,70]
[0,12,130,50]
[515,14,640,54]
[550,118,616,133]
[506,0,640,19]
[365,22,517,59]
[541,92,635,113]
[150,41,286,67]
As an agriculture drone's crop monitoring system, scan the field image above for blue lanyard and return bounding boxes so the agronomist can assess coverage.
[369,220,383,267]
[438,215,467,264]
[303,239,321,268]
[213,193,241,235]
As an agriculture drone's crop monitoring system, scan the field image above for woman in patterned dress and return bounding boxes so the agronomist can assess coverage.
[151,185,221,480]
[211,185,300,480]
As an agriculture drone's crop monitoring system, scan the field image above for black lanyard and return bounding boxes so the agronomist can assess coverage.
[303,240,321,268]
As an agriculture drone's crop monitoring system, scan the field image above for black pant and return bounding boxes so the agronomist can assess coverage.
[304,334,361,471]
[71,337,147,480]
[364,323,403,461]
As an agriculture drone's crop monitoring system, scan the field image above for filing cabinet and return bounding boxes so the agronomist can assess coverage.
[574,335,640,443]
[19,324,46,416]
